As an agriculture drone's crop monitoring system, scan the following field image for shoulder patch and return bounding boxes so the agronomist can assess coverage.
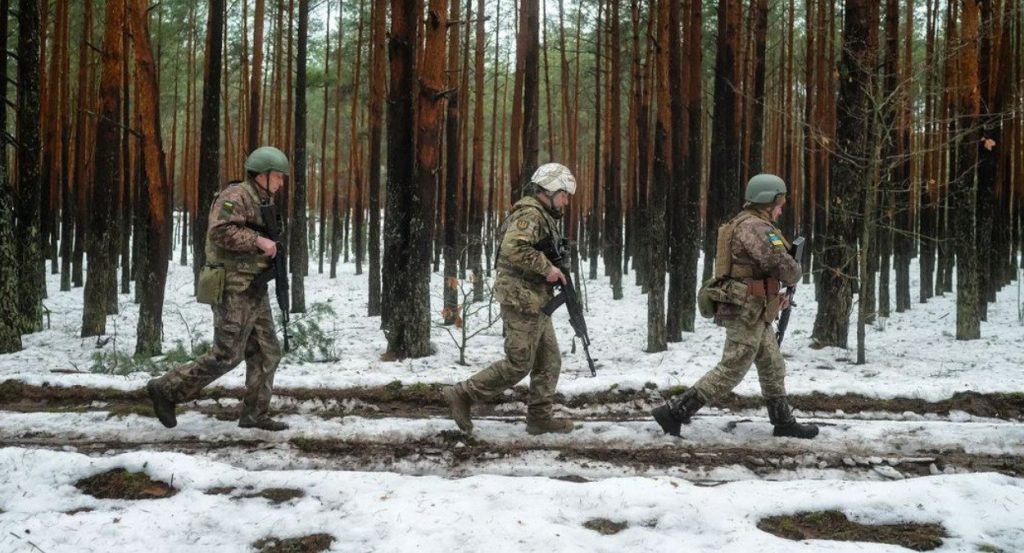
[219,200,236,221]
[516,219,530,231]
[766,230,785,248]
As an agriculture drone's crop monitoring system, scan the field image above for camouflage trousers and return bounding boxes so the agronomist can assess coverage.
[692,319,787,403]
[458,304,561,420]
[153,285,282,421]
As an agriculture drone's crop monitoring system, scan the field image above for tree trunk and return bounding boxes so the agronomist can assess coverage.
[520,0,540,197]
[647,0,671,353]
[129,0,171,356]
[604,0,623,301]
[248,0,266,153]
[0,0,21,352]
[442,0,461,325]
[812,0,876,348]
[366,0,386,317]
[194,0,224,287]
[81,0,122,337]
[291,0,309,313]
[589,0,602,282]
[383,0,440,359]
[953,0,982,339]
[469,0,487,302]
[703,0,742,281]
[747,0,768,176]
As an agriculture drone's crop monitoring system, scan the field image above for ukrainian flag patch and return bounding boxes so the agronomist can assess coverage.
[766,231,785,248]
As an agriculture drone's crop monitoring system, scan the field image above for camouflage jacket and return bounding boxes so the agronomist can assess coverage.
[493,196,561,315]
[205,180,273,292]
[715,208,801,324]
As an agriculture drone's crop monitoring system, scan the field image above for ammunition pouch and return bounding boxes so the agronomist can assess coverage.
[697,278,750,319]
[745,278,781,298]
[196,264,225,306]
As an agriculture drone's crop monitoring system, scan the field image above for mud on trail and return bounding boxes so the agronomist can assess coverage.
[2,379,1023,483]
[3,379,1023,421]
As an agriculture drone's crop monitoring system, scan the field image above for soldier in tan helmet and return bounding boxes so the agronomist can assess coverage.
[652,174,819,440]
[443,163,579,435]
[146,146,291,432]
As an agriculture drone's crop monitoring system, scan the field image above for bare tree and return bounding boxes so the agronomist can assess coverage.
[812,0,877,348]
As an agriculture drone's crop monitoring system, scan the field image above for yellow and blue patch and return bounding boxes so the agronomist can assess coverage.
[218,200,236,221]
[766,231,785,249]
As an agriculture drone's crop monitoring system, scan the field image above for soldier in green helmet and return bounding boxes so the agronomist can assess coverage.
[442,162,579,436]
[146,146,291,431]
[652,173,819,440]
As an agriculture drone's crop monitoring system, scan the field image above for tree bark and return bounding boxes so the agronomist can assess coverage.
[194,0,224,287]
[383,0,441,359]
[129,0,171,356]
[290,0,309,313]
[703,0,742,280]
[953,0,982,339]
[248,0,266,153]
[81,0,122,337]
[366,0,386,317]
[604,0,623,301]
[812,0,876,348]
[0,0,21,352]
[647,0,671,353]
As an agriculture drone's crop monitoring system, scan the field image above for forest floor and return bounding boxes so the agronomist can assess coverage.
[3,381,1022,483]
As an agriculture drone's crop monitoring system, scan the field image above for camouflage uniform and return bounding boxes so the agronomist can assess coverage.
[454,196,563,422]
[151,180,283,424]
[692,208,801,403]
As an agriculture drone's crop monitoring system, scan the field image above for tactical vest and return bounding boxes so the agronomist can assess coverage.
[714,208,789,280]
[494,197,560,279]
[205,181,272,288]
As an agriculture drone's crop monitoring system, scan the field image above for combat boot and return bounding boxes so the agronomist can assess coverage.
[766,398,818,439]
[651,387,705,436]
[238,416,290,431]
[525,417,575,435]
[146,379,177,428]
[442,385,474,433]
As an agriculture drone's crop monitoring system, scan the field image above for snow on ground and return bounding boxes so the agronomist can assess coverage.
[1,447,1022,553]
[1,253,1023,552]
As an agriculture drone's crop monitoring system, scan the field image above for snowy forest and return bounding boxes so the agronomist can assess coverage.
[1,0,1023,552]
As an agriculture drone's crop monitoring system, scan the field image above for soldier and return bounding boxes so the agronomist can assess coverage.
[652,174,819,439]
[146,146,291,431]
[443,163,578,435]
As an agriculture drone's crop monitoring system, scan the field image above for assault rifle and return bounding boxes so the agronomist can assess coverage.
[250,204,291,352]
[775,236,805,346]
[536,236,597,376]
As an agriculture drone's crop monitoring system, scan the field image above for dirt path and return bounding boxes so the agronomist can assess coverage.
[3,379,1023,483]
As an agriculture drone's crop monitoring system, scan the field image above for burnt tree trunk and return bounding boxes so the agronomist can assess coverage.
[15,0,44,334]
[604,0,623,300]
[812,0,876,348]
[130,0,171,356]
[382,0,440,359]
[647,0,671,353]
[703,0,742,280]
[366,0,385,317]
[194,0,224,286]
[81,0,123,337]
[290,0,309,313]
[0,0,21,351]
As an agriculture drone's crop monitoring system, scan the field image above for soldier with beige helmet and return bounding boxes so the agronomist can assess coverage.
[652,174,819,440]
[443,163,579,436]
[147,146,291,432]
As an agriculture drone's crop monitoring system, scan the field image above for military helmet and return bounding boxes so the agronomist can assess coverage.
[245,146,290,175]
[744,173,787,204]
[531,163,577,195]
